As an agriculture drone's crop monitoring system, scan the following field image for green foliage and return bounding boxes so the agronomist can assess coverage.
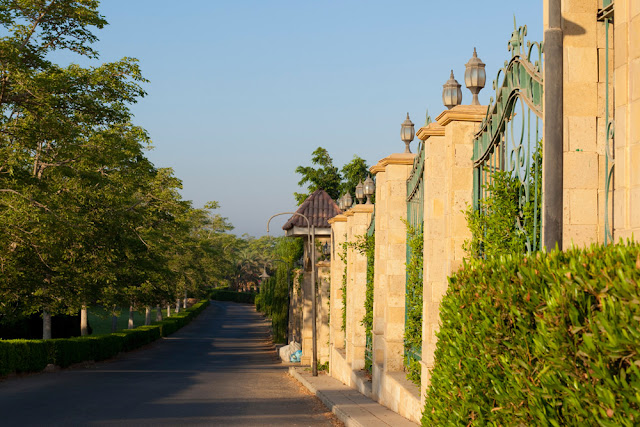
[465,145,542,258]
[338,239,348,333]
[340,155,370,198]
[350,232,375,372]
[210,288,256,304]
[0,300,209,376]
[317,361,329,372]
[294,147,342,204]
[404,221,423,385]
[423,242,640,426]
[255,237,303,344]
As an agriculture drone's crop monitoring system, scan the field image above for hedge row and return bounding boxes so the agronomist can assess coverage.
[423,242,640,426]
[210,288,255,304]
[0,300,209,376]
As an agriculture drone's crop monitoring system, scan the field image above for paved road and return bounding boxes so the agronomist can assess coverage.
[0,301,341,426]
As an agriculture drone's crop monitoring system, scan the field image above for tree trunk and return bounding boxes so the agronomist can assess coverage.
[128,306,134,329]
[145,307,151,325]
[167,304,171,318]
[43,309,52,340]
[111,313,118,333]
[156,305,162,322]
[80,304,89,336]
[175,299,180,313]
[183,290,187,309]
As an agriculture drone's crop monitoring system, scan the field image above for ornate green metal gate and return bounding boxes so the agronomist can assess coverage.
[472,22,544,254]
[405,136,425,378]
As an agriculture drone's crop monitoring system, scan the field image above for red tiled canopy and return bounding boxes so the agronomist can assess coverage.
[282,189,341,231]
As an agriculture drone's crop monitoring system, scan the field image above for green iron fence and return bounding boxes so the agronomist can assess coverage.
[472,21,544,254]
[405,137,425,371]
[598,1,614,244]
[364,210,375,373]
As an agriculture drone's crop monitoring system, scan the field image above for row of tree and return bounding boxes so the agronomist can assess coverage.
[0,0,270,339]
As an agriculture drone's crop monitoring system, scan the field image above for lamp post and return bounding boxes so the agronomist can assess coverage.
[363,176,375,204]
[443,70,463,109]
[401,113,415,153]
[267,211,318,376]
[343,192,353,210]
[464,48,486,105]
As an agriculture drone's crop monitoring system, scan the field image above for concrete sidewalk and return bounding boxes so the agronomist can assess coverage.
[289,367,418,427]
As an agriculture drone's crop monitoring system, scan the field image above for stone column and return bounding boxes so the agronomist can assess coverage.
[418,106,484,401]
[344,204,374,371]
[613,0,640,240]
[369,153,415,401]
[316,259,331,365]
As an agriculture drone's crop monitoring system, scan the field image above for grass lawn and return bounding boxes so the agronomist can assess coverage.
[88,306,183,335]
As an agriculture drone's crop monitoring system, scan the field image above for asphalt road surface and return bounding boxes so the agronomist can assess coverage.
[0,301,341,426]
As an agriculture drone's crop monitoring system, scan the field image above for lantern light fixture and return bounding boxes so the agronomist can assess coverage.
[343,192,353,209]
[355,180,365,204]
[464,48,486,105]
[400,113,415,153]
[363,176,375,204]
[443,70,463,109]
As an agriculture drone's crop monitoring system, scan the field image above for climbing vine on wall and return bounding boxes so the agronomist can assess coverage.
[338,238,348,333]
[404,221,423,386]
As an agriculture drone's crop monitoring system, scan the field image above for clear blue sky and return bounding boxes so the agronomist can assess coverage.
[59,0,543,237]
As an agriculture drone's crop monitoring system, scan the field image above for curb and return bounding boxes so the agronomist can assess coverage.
[288,367,363,427]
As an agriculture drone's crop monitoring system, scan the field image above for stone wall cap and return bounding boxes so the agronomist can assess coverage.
[328,214,347,224]
[370,152,416,175]
[348,204,374,214]
[416,122,446,140]
[436,104,487,126]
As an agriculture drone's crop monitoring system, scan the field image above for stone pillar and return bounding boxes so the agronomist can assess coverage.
[544,0,609,247]
[613,0,640,240]
[328,215,347,354]
[344,205,374,371]
[418,106,484,401]
[369,153,415,402]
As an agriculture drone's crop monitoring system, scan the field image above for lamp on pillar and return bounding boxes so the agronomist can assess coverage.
[400,113,415,153]
[363,175,375,204]
[355,180,365,204]
[343,192,353,210]
[443,70,462,109]
[338,194,345,211]
[464,48,486,105]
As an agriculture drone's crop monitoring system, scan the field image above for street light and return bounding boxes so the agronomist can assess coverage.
[443,70,463,109]
[338,194,345,211]
[464,48,486,105]
[401,113,415,153]
[363,175,375,204]
[267,211,319,376]
[355,180,365,204]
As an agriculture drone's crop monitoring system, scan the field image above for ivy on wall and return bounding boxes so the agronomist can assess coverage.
[404,221,423,386]
[338,237,348,334]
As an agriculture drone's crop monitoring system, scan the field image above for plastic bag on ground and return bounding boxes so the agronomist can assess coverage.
[290,350,302,363]
[279,341,300,362]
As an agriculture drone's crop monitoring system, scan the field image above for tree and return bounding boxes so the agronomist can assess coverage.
[294,147,341,204]
[340,155,369,198]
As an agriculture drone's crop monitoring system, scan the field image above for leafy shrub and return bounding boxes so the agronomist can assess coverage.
[404,221,423,385]
[0,300,209,376]
[423,242,640,426]
[210,288,256,304]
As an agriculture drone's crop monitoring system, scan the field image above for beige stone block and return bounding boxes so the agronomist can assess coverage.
[431,198,444,218]
[564,224,599,249]
[631,15,640,60]
[562,0,597,13]
[565,82,598,116]
[388,228,406,245]
[630,188,640,228]
[388,274,405,296]
[563,13,597,47]
[386,164,411,181]
[567,47,598,83]
[633,0,640,18]
[452,167,472,191]
[568,116,597,152]
[388,243,405,261]
[598,82,615,119]
[564,151,599,189]
[616,105,628,147]
[387,259,407,277]
[569,189,598,225]
[633,100,640,144]
[454,144,474,167]
[453,189,472,212]
[616,24,629,69]
[632,59,640,102]
[632,144,640,186]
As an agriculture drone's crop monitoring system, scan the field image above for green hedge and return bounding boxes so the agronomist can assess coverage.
[0,300,209,376]
[423,242,640,426]
[210,288,256,304]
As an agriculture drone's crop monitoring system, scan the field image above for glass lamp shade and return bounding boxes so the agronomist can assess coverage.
[443,70,462,109]
[400,113,415,143]
[464,48,486,105]
[344,192,353,209]
[355,181,365,203]
[338,195,345,210]
[322,242,330,256]
[363,176,375,196]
